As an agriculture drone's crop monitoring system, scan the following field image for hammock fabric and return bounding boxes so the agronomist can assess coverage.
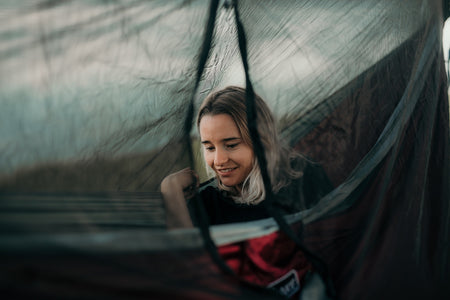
[1,0,449,299]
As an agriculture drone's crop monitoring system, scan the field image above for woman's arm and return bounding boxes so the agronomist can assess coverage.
[160,168,198,229]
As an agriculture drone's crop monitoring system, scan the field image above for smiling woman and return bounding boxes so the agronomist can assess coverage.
[160,86,333,228]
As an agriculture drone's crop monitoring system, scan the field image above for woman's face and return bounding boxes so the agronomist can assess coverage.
[199,114,254,190]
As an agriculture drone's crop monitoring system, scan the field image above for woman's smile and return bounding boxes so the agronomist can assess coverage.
[216,167,237,176]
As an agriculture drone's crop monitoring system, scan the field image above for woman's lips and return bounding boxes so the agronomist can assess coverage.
[216,167,236,176]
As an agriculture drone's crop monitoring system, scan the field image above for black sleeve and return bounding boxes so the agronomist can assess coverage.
[275,160,334,213]
[302,162,334,208]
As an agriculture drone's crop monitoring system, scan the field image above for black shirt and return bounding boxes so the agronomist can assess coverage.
[187,160,333,226]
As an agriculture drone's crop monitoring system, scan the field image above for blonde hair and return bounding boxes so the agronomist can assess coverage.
[197,86,302,205]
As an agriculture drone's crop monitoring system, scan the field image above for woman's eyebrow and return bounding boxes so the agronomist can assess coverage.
[223,137,240,142]
[201,137,240,144]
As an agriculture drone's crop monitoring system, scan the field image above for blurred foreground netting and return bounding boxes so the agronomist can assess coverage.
[0,192,166,233]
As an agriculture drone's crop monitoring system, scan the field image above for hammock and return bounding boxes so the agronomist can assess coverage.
[1,0,449,299]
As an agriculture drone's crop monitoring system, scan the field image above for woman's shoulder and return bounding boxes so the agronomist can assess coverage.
[276,154,334,211]
[289,154,331,184]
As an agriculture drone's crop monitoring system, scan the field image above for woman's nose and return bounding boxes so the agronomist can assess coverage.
[214,148,228,166]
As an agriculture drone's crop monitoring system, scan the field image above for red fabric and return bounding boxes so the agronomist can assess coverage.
[218,231,313,298]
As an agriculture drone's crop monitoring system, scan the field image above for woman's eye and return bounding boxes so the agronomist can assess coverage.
[226,143,238,149]
[205,146,215,151]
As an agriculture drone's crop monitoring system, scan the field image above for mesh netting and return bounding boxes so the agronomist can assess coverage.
[1,0,449,299]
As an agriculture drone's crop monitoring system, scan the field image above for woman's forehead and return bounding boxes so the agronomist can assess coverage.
[199,114,241,141]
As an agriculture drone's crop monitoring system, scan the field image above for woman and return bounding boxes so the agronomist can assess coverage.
[161,86,332,228]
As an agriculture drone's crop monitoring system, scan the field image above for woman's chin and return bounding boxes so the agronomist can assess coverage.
[219,178,244,191]
[220,180,235,188]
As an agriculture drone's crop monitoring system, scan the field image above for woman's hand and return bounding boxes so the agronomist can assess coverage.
[161,168,199,200]
[160,168,199,229]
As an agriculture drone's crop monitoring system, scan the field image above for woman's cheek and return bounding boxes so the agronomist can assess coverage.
[204,151,214,169]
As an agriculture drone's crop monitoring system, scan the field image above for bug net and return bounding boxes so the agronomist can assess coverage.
[1,0,449,299]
